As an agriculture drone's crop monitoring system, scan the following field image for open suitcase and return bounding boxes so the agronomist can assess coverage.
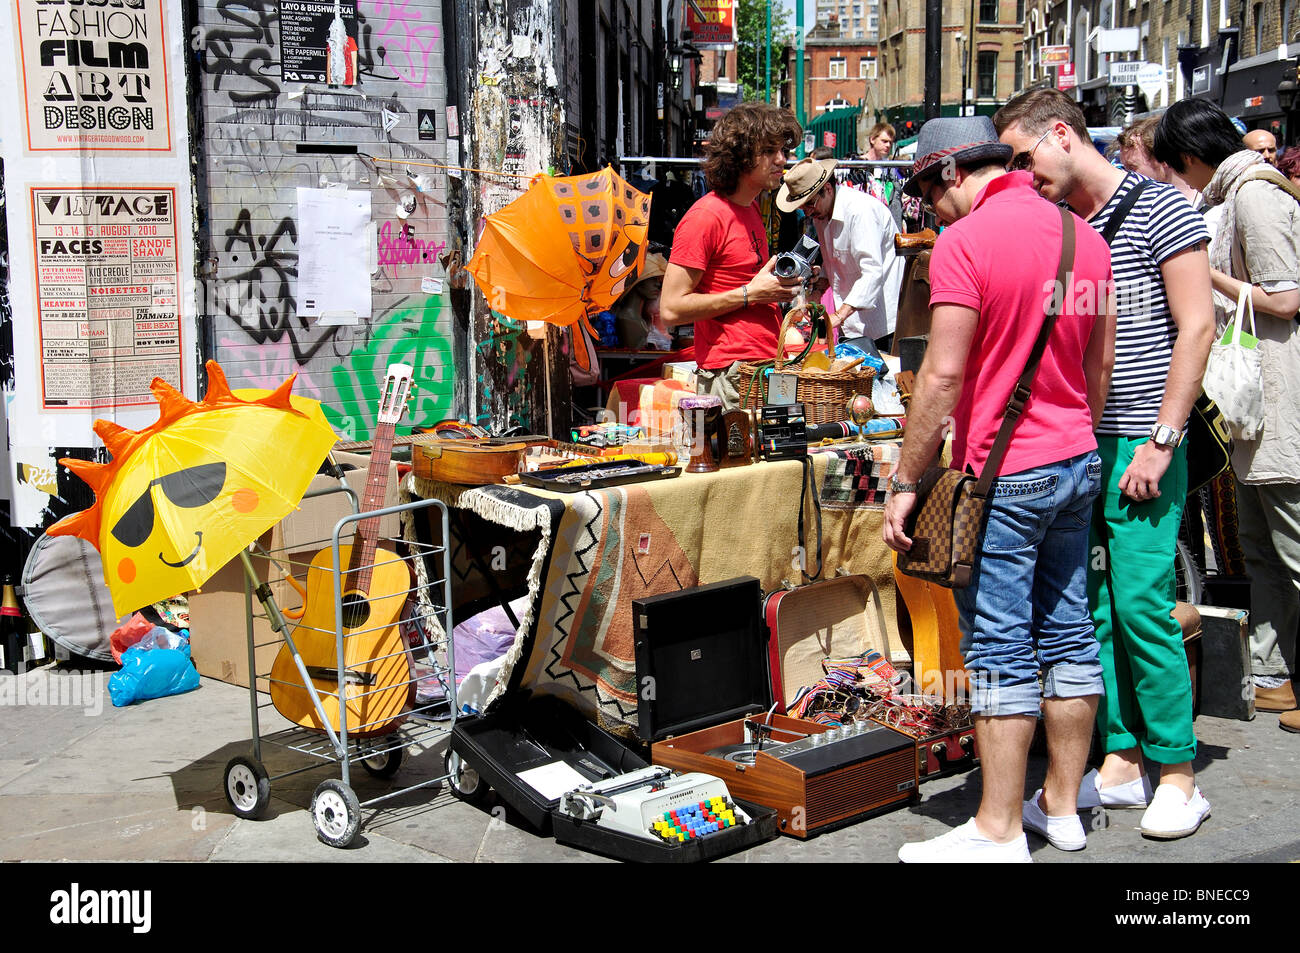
[446,692,779,862]
[636,577,919,839]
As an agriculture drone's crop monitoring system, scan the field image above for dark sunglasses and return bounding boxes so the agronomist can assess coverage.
[1009,129,1052,172]
[111,462,228,548]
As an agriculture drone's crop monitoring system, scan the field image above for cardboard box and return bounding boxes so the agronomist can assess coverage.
[662,361,697,386]
[189,453,403,690]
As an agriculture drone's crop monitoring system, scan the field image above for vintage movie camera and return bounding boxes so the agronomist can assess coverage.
[773,233,822,282]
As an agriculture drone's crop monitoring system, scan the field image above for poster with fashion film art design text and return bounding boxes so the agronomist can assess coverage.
[13,0,173,152]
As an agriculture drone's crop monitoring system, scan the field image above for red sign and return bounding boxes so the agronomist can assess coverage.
[1057,61,1078,90]
[686,1,736,49]
[824,131,837,148]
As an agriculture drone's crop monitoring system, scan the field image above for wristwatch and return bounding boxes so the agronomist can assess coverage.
[888,474,919,494]
[1148,423,1183,449]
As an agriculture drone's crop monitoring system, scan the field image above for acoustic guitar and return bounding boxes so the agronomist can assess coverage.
[270,364,415,738]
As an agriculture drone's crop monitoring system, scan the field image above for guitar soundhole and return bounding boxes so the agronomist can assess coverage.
[341,593,372,630]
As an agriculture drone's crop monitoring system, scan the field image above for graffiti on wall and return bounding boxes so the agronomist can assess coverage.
[199,0,453,441]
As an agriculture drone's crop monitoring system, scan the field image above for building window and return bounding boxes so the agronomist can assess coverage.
[1016,0,1025,21]
[1284,0,1296,42]
[980,0,999,22]
[860,56,877,77]
[829,56,847,78]
[1014,48,1024,90]
[1255,2,1266,51]
[977,49,998,96]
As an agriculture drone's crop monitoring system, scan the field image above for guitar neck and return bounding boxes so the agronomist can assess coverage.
[344,423,395,595]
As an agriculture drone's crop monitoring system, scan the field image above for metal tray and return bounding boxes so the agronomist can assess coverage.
[520,460,681,492]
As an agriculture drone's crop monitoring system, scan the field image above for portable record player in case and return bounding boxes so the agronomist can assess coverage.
[634,578,919,839]
[446,692,778,862]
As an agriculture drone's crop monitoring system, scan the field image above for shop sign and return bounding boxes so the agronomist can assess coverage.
[1041,45,1071,66]
[686,1,736,50]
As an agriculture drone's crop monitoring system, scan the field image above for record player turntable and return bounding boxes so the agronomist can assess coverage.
[633,578,919,838]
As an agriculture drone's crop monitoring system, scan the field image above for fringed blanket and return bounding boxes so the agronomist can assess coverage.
[410,441,904,737]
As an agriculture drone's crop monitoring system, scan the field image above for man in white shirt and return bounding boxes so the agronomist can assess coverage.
[777,156,904,349]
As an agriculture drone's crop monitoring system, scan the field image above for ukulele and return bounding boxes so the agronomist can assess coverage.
[270,364,415,738]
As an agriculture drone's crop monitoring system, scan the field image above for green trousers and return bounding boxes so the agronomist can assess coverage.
[1088,436,1196,764]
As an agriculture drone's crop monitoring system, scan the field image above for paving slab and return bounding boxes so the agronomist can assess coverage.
[2,671,1299,863]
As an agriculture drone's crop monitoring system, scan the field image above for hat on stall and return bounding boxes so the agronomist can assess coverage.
[777,157,838,212]
[902,116,1014,197]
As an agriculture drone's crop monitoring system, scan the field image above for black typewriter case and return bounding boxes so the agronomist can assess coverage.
[447,692,778,863]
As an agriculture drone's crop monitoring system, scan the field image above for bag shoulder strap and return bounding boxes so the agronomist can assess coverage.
[1099,177,1152,246]
[1240,166,1300,205]
[973,205,1076,498]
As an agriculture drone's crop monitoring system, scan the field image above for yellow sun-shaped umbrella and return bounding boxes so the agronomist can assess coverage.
[47,361,338,617]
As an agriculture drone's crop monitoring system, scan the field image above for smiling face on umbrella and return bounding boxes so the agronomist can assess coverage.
[48,362,338,616]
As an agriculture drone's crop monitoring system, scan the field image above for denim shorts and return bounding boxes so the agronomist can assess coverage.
[953,451,1105,717]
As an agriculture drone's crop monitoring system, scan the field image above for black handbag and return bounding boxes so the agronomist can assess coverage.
[1185,392,1232,494]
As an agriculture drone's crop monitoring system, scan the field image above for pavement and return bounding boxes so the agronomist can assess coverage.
[2,662,1298,864]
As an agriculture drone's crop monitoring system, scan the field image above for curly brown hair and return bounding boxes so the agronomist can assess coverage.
[703,101,802,195]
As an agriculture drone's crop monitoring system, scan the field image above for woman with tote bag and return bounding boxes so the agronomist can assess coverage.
[1155,102,1300,730]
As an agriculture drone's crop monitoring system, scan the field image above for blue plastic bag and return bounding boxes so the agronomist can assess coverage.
[107,636,200,707]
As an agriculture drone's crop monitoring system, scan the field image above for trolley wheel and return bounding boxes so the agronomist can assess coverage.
[311,779,361,848]
[356,741,403,779]
[223,756,270,820]
[444,749,487,804]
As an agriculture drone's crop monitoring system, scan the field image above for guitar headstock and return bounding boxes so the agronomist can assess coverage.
[378,363,414,427]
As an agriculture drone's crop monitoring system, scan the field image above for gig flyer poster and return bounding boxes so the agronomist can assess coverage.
[279,0,359,85]
[13,0,173,152]
[29,186,182,412]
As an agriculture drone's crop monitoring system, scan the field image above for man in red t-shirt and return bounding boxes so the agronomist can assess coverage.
[661,102,804,409]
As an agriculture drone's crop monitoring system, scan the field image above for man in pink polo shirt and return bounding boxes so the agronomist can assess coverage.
[883,116,1117,862]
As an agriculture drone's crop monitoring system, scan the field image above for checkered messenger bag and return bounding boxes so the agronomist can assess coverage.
[898,207,1077,589]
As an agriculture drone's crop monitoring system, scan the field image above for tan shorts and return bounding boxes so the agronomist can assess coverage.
[695,360,745,412]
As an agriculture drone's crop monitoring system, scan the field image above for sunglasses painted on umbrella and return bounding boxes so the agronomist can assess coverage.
[110,462,228,548]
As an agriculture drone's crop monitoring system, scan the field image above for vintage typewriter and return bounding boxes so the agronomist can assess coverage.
[558,766,752,845]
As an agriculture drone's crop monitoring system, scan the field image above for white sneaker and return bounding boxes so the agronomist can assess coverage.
[1076,768,1152,810]
[1022,789,1087,851]
[1139,785,1211,840]
[897,818,1032,863]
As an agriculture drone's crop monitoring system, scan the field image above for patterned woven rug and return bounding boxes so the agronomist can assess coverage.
[817,442,902,511]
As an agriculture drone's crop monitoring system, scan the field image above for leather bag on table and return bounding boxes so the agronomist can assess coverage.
[897,206,1077,589]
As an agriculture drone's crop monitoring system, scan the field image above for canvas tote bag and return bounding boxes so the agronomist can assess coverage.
[1203,282,1264,441]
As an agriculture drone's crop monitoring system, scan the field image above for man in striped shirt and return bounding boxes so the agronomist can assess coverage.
[996,90,1217,842]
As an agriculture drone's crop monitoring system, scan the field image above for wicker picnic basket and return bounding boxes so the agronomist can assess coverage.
[736,308,876,425]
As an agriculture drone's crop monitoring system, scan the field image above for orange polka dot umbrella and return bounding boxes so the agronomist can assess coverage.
[466,166,652,327]
[47,361,338,617]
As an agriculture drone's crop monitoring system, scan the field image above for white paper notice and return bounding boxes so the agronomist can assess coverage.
[447,139,461,178]
[421,276,444,295]
[297,187,372,325]
[516,761,589,801]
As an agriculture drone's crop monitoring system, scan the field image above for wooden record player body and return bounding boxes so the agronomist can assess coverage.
[650,714,918,838]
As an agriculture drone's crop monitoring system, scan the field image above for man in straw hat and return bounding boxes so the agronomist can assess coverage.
[883,115,1117,862]
[661,102,804,409]
[777,154,904,351]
